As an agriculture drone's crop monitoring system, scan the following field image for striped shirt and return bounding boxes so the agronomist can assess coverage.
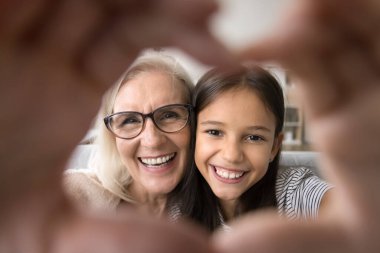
[276,166,332,219]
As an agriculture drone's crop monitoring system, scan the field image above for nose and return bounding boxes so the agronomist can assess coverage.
[221,138,244,163]
[139,118,166,147]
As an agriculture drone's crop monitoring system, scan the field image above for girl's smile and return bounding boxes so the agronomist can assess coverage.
[210,164,248,183]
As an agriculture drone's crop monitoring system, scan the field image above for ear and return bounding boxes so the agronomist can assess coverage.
[270,132,283,160]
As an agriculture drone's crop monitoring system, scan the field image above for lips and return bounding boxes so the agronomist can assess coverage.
[139,153,176,167]
[211,165,247,182]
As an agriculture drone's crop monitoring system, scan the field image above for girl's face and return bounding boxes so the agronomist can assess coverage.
[113,71,190,199]
[195,87,281,204]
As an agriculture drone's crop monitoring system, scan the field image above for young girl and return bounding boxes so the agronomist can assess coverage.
[180,65,333,231]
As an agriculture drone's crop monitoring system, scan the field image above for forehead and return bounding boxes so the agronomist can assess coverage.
[198,87,276,129]
[114,71,189,111]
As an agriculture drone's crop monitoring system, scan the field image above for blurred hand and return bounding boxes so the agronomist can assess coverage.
[214,0,380,253]
[0,0,231,252]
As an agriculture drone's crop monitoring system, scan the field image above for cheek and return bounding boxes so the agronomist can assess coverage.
[246,147,271,173]
[254,147,272,161]
[194,135,213,170]
[115,139,134,163]
[180,127,192,147]
[172,126,191,153]
[169,127,191,170]
[194,146,207,180]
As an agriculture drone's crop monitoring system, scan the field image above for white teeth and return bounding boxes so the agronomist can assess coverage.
[215,167,244,179]
[141,153,174,166]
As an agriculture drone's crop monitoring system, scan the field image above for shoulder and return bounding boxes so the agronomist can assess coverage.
[276,166,333,219]
[63,169,120,212]
[64,169,103,193]
[276,166,324,191]
[277,166,316,181]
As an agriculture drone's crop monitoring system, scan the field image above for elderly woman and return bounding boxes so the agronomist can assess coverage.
[64,52,195,219]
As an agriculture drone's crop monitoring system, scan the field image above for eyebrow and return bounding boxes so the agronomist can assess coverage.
[199,120,224,126]
[199,120,272,132]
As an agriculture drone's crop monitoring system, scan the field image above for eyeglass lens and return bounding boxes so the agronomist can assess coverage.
[108,105,189,139]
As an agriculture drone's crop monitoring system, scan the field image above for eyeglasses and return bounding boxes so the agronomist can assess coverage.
[104,104,192,139]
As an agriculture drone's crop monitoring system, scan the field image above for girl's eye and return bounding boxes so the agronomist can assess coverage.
[246,135,264,142]
[206,129,222,136]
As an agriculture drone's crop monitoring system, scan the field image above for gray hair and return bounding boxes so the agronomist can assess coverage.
[89,51,194,202]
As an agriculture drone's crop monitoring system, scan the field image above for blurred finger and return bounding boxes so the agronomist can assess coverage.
[212,212,351,253]
[53,213,213,253]
[155,0,218,26]
[173,29,237,67]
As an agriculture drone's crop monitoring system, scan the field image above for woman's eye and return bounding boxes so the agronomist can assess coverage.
[206,129,222,136]
[121,117,140,125]
[246,135,264,142]
[162,112,179,119]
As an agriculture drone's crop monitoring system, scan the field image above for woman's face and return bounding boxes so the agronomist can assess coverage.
[195,87,281,204]
[113,71,190,198]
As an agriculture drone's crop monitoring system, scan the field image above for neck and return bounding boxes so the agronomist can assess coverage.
[219,199,239,221]
[128,184,168,218]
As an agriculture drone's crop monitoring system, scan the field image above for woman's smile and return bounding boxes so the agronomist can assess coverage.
[139,153,176,167]
[138,152,177,174]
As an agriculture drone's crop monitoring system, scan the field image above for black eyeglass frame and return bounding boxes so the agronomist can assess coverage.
[104,103,193,139]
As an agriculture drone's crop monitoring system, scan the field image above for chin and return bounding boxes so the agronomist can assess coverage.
[148,183,178,195]
[214,190,242,201]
